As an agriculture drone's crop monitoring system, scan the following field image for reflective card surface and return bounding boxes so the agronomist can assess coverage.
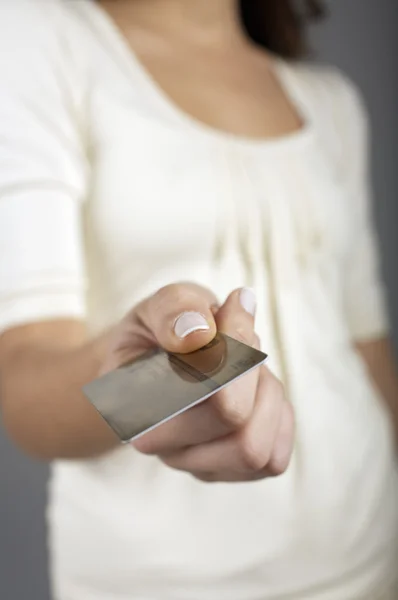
[83,333,267,442]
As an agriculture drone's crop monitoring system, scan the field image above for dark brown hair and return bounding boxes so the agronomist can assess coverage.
[240,0,325,59]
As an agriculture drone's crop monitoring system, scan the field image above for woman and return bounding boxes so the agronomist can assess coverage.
[0,0,397,598]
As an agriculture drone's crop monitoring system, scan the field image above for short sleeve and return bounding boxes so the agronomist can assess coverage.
[339,77,390,341]
[0,2,88,334]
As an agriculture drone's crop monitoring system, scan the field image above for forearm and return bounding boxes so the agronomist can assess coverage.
[356,337,398,437]
[0,329,118,461]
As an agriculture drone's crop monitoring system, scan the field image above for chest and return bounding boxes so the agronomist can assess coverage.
[85,90,352,269]
[80,31,354,282]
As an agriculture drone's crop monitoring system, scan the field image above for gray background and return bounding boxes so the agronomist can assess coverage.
[0,1,397,599]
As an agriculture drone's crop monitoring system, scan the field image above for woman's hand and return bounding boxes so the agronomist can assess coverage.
[101,283,295,482]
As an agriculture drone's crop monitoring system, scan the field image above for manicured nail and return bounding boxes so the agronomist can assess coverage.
[174,312,210,339]
[240,287,256,316]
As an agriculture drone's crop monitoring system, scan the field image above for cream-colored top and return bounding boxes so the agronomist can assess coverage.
[0,2,397,599]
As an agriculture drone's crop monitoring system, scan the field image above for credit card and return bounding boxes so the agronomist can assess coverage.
[83,333,267,443]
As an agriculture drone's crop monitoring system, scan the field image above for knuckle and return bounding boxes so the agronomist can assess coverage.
[268,404,295,477]
[253,333,261,350]
[268,448,291,476]
[156,283,188,307]
[284,400,295,427]
[232,326,253,346]
[267,374,286,404]
[238,430,270,472]
[216,395,251,429]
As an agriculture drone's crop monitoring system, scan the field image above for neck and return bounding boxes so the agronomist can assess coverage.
[100,0,244,45]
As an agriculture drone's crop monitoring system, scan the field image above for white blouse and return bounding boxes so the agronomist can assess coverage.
[0,2,397,599]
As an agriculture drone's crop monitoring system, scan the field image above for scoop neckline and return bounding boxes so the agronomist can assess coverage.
[80,0,316,152]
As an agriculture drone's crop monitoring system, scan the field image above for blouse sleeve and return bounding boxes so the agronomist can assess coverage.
[338,76,391,342]
[0,2,88,334]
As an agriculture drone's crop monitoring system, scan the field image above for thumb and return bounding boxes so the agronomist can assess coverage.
[133,283,218,353]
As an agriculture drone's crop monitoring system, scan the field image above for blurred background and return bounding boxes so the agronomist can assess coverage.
[0,0,397,598]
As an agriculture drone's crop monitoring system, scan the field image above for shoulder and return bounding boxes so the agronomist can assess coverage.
[0,1,89,78]
[283,60,370,166]
[0,0,75,51]
[286,61,367,126]
[0,1,88,110]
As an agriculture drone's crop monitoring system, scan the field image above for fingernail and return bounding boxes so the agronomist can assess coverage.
[240,287,256,316]
[174,312,210,339]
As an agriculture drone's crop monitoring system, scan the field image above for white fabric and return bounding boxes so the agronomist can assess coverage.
[0,1,397,599]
